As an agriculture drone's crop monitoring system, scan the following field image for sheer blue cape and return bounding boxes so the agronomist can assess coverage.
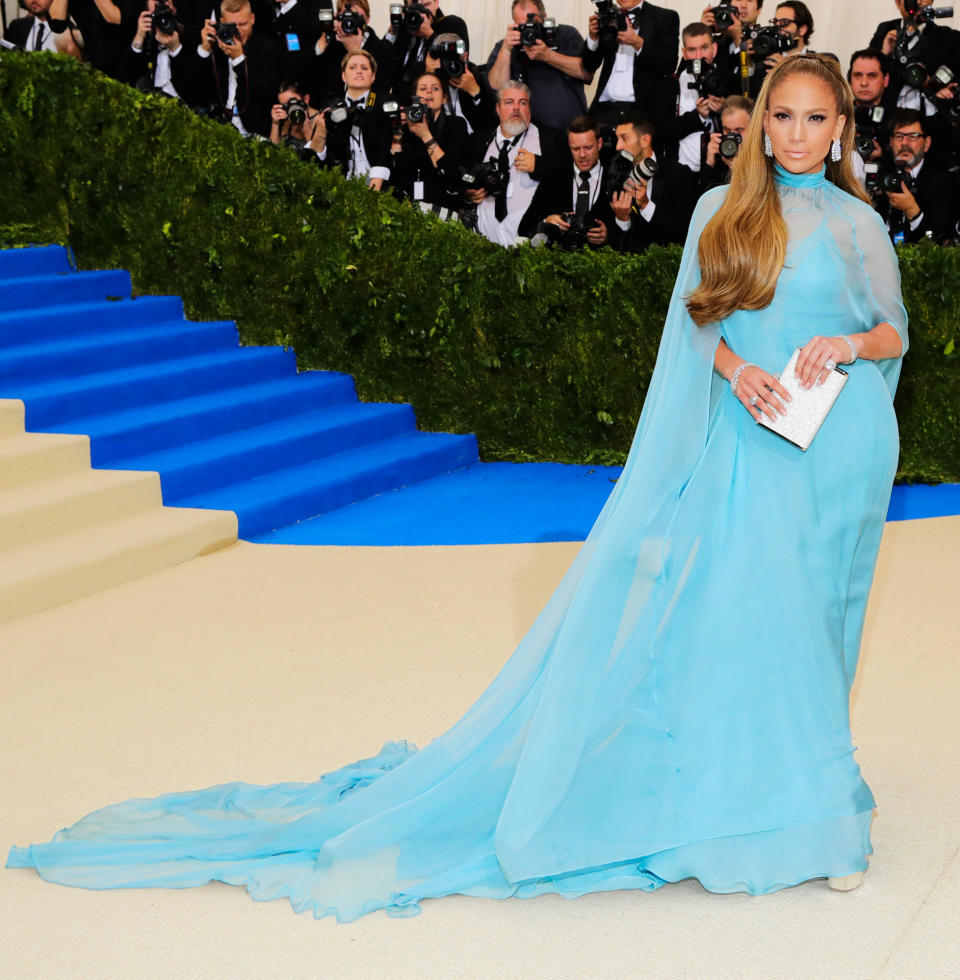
[8,165,909,921]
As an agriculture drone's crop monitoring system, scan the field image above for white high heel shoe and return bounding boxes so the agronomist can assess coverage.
[827,870,864,891]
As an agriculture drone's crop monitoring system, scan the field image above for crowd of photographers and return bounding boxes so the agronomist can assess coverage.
[4,0,959,249]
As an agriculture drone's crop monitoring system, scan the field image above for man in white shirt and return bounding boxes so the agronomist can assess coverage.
[126,0,187,97]
[2,0,67,54]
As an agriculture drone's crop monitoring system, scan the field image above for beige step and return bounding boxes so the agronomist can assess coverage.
[0,467,162,549]
[0,505,238,625]
[0,399,25,434]
[0,430,91,491]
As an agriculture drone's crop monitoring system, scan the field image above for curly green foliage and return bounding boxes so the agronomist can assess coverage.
[0,54,956,480]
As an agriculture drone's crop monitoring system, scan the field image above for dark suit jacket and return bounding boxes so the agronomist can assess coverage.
[615,156,695,252]
[869,19,960,88]
[517,163,617,243]
[4,16,35,49]
[183,32,283,137]
[876,158,959,243]
[446,63,497,134]
[390,112,469,209]
[117,24,200,94]
[378,11,469,98]
[582,1,680,117]
[467,123,567,183]
[322,95,393,177]
[305,26,382,104]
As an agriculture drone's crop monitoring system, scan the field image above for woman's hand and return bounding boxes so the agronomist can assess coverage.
[735,365,791,423]
[795,335,852,389]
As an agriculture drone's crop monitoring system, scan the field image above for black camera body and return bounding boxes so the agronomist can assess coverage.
[603,150,658,197]
[152,0,177,36]
[904,2,954,23]
[336,7,364,35]
[284,97,308,126]
[711,2,738,29]
[593,0,627,47]
[686,57,730,99]
[878,167,916,194]
[430,38,466,79]
[391,2,430,33]
[215,21,240,44]
[461,161,507,197]
[536,212,589,249]
[751,26,799,58]
[854,104,887,158]
[518,13,557,48]
[405,98,429,125]
[719,131,742,159]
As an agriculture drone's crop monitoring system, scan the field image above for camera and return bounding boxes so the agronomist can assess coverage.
[284,97,308,126]
[382,99,402,136]
[711,3,738,29]
[534,212,590,249]
[391,2,430,33]
[518,13,557,48]
[687,58,730,99]
[719,131,742,159]
[336,6,364,35]
[460,161,507,197]
[215,21,240,44]
[854,104,886,158]
[593,0,626,47]
[152,0,177,36]
[604,150,658,197]
[430,38,466,79]
[903,1,953,22]
[325,100,360,127]
[318,9,334,38]
[404,98,428,125]
[878,167,915,194]
[751,26,799,58]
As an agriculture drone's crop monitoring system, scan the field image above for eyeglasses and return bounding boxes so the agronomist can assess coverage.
[890,131,925,143]
[770,17,796,26]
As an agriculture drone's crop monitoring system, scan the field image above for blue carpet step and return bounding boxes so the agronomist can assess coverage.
[0,245,72,279]
[0,270,131,311]
[0,296,186,344]
[0,320,239,382]
[6,347,296,428]
[111,402,418,500]
[48,373,359,465]
[178,430,479,538]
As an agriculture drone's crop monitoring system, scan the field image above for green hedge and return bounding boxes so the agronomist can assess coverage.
[1,53,957,480]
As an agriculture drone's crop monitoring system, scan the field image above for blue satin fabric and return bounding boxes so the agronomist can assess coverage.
[8,165,909,921]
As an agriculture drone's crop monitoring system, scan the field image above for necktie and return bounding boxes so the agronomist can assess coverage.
[34,22,45,51]
[495,140,511,222]
[575,172,591,220]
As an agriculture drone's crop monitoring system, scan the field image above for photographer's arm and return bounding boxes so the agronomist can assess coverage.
[525,40,593,82]
[487,29,519,94]
[92,0,122,26]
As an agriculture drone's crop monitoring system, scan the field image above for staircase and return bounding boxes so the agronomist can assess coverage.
[0,246,479,540]
[0,397,236,624]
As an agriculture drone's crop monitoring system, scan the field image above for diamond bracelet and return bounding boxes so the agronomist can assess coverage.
[730,362,756,396]
[839,334,858,363]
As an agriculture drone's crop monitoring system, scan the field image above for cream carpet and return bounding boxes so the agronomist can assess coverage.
[1,517,958,980]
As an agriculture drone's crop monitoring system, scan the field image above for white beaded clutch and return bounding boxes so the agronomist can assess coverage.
[758,348,848,451]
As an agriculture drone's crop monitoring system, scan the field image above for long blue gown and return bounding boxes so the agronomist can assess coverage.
[7,164,909,921]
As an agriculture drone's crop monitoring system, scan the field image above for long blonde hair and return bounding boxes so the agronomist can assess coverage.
[685,53,869,328]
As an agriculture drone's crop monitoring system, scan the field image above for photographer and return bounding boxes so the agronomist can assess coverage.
[187,0,282,136]
[313,49,392,190]
[485,0,591,131]
[389,71,468,210]
[518,116,615,248]
[582,0,680,126]
[424,32,496,135]
[270,0,325,86]
[870,0,960,104]
[609,111,693,251]
[120,0,195,96]
[465,81,562,247]
[307,0,381,104]
[873,108,959,243]
[269,78,325,157]
[700,0,762,75]
[42,0,139,78]
[700,93,752,192]
[379,0,468,97]
[3,0,63,51]
[663,23,732,178]
[849,49,897,163]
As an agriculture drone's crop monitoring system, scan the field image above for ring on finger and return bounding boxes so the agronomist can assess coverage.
[749,395,759,406]
[824,358,836,371]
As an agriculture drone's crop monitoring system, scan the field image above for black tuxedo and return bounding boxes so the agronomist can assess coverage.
[322,95,393,179]
[660,59,732,169]
[614,156,695,252]
[118,24,200,95]
[4,16,36,49]
[876,157,959,243]
[444,64,497,135]
[582,1,680,118]
[306,26,382,104]
[184,32,283,137]
[869,19,960,89]
[271,0,327,85]
[517,162,616,244]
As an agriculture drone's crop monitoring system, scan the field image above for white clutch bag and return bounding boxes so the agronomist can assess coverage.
[758,348,848,451]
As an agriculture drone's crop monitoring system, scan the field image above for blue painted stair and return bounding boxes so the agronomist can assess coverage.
[0,246,478,538]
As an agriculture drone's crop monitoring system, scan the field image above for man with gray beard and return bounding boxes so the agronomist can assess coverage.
[465,81,563,247]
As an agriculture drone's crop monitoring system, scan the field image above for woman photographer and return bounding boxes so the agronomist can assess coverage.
[268,80,324,159]
[389,70,468,210]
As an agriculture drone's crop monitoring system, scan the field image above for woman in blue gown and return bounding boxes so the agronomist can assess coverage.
[8,54,908,921]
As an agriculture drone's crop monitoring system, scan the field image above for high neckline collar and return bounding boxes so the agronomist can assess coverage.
[773,161,827,188]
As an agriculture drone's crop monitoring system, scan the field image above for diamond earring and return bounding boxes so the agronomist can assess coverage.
[831,138,842,162]
[764,133,773,157]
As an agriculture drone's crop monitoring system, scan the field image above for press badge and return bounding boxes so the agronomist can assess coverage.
[614,49,632,73]
[413,180,424,200]
[286,33,300,51]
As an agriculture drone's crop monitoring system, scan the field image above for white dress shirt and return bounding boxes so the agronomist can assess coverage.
[585,0,643,104]
[676,68,712,173]
[477,124,542,248]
